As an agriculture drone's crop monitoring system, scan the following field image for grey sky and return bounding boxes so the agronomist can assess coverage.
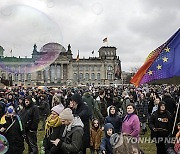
[0,0,180,72]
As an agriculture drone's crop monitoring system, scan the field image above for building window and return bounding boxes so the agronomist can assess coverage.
[91,66,94,71]
[79,73,83,80]
[37,71,42,80]
[97,65,101,71]
[108,65,113,71]
[73,73,77,80]
[20,74,24,82]
[2,73,6,79]
[79,66,84,71]
[85,73,89,81]
[73,66,77,71]
[27,73,31,82]
[97,73,101,80]
[107,73,113,80]
[14,74,18,82]
[85,66,89,71]
[91,73,95,80]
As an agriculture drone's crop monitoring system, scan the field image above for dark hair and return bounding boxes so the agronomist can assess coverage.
[126,103,137,114]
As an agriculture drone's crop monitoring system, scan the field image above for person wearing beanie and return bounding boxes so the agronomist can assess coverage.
[0,105,24,154]
[21,95,40,154]
[70,93,91,154]
[50,108,84,154]
[43,104,65,154]
[149,101,173,154]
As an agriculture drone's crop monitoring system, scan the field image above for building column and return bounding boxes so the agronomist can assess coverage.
[54,64,57,83]
[61,64,63,80]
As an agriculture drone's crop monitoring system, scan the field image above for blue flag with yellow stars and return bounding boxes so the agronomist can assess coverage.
[131,28,180,86]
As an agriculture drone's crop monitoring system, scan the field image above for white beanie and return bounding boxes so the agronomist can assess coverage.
[51,104,64,115]
[60,108,74,120]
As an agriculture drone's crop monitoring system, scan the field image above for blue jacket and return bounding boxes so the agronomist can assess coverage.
[100,123,114,154]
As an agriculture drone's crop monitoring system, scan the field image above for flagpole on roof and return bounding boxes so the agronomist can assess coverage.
[76,50,80,84]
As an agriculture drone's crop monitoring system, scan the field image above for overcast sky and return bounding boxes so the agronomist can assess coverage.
[1,0,180,72]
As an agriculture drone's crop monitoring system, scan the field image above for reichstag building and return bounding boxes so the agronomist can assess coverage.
[0,43,121,86]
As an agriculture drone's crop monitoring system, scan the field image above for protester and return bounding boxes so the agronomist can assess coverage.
[90,118,103,154]
[38,94,50,131]
[82,90,94,120]
[21,95,40,154]
[122,103,140,138]
[174,122,180,153]
[71,93,91,154]
[100,123,114,154]
[51,108,84,154]
[104,105,122,133]
[136,93,148,135]
[43,104,65,154]
[0,106,24,154]
[149,101,172,154]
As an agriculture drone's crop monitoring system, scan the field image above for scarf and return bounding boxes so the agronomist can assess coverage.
[45,115,61,137]
[0,115,6,125]
[123,113,134,122]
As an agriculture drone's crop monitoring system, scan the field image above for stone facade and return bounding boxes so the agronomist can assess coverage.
[0,43,122,86]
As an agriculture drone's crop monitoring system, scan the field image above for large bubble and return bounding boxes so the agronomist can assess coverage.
[0,4,63,73]
[0,134,9,153]
[91,2,103,15]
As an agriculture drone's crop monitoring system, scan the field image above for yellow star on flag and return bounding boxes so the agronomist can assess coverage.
[162,57,168,62]
[148,70,153,75]
[157,64,162,70]
[164,47,170,52]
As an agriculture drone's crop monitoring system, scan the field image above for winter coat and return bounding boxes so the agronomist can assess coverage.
[90,126,103,150]
[122,114,140,138]
[38,99,50,117]
[0,115,24,154]
[82,92,94,119]
[100,123,114,154]
[72,94,91,148]
[59,117,84,154]
[148,110,172,139]
[104,107,122,133]
[136,99,148,123]
[21,103,40,132]
[43,125,65,154]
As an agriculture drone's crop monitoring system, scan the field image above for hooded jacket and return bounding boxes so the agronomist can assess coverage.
[100,123,114,154]
[60,116,84,154]
[105,106,122,133]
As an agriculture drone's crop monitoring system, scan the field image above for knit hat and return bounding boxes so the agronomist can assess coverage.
[71,93,83,105]
[51,104,64,115]
[7,105,15,114]
[60,108,74,120]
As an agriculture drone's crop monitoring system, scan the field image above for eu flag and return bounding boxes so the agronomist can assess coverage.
[131,28,180,87]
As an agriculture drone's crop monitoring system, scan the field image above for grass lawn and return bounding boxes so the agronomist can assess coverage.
[24,127,156,154]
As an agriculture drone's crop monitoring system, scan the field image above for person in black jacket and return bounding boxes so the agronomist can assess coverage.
[0,106,24,154]
[21,96,40,154]
[71,93,91,154]
[149,101,172,154]
[104,105,122,133]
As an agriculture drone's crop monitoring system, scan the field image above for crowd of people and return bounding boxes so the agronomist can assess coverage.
[0,84,179,154]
